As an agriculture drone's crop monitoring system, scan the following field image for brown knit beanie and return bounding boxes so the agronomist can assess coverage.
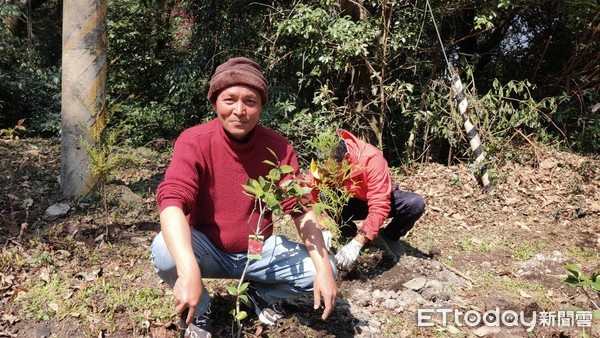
[207,57,269,105]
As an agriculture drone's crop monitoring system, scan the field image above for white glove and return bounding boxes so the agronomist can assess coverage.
[322,230,333,250]
[335,239,364,270]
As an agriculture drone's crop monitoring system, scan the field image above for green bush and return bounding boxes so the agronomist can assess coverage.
[0,3,61,135]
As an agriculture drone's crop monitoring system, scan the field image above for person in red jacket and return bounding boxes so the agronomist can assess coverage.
[310,129,425,270]
[151,57,337,338]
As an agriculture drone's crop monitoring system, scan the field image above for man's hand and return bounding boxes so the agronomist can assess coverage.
[293,210,338,320]
[159,207,203,326]
[173,272,203,325]
[334,239,364,270]
[313,270,337,320]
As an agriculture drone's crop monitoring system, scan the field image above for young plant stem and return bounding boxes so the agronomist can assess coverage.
[233,258,252,338]
[101,179,109,237]
[232,207,266,337]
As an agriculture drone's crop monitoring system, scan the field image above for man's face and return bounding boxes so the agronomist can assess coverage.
[213,85,262,142]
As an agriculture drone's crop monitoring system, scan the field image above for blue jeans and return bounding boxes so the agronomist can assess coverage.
[151,229,338,318]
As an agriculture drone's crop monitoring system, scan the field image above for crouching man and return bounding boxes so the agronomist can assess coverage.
[150,57,337,337]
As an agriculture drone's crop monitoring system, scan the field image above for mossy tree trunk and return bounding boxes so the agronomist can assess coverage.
[60,0,107,197]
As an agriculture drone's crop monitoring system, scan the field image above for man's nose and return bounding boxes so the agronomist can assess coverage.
[233,101,245,115]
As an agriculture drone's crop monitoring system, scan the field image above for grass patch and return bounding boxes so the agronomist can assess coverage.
[512,241,545,261]
[565,245,598,261]
[14,273,174,333]
[475,270,548,304]
[457,236,498,253]
[10,235,174,335]
[14,274,73,321]
[26,250,58,267]
[0,245,28,270]
[404,227,443,256]
[501,278,545,294]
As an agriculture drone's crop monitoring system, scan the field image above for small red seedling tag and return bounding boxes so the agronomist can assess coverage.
[248,234,264,260]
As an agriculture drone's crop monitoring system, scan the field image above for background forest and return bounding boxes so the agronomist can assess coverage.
[1,0,599,170]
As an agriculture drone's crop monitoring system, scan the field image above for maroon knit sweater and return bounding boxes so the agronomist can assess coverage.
[156,119,303,253]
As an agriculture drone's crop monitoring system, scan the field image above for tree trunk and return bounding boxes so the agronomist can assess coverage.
[60,0,107,197]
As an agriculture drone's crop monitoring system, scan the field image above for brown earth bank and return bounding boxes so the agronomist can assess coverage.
[0,138,598,338]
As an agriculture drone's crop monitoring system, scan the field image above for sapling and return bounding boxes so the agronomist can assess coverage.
[306,129,357,247]
[308,157,355,246]
[77,104,118,237]
[227,148,311,337]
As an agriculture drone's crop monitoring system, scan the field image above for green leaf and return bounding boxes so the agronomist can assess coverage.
[251,179,261,189]
[565,264,586,281]
[239,282,249,293]
[259,176,269,189]
[312,203,323,215]
[280,165,294,174]
[225,285,238,296]
[565,277,582,287]
[263,159,276,167]
[239,294,248,304]
[293,185,305,196]
[266,148,277,162]
[267,168,280,181]
[251,180,264,197]
[264,193,279,208]
[242,184,257,196]
[235,310,248,321]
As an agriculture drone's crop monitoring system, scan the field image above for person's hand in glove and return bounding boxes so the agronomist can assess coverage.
[334,239,364,270]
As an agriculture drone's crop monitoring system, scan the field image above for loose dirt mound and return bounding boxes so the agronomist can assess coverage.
[0,139,598,337]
